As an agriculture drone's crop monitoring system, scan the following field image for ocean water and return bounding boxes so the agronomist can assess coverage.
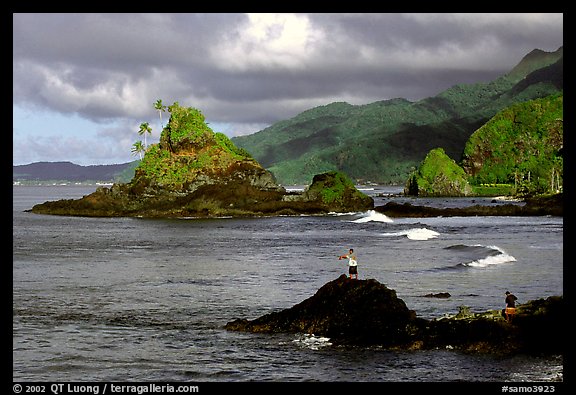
[12,185,564,383]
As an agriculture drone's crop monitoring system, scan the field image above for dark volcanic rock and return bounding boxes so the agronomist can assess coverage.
[225,274,420,346]
[29,170,373,218]
[226,275,564,355]
[283,171,374,214]
[423,292,451,298]
[375,193,562,218]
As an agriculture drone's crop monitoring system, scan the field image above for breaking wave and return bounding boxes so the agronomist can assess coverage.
[381,228,440,241]
[445,244,517,268]
[351,210,394,223]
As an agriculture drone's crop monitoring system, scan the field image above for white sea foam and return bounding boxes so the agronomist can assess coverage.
[406,228,441,240]
[463,245,516,267]
[381,228,440,240]
[352,210,394,223]
[292,334,332,350]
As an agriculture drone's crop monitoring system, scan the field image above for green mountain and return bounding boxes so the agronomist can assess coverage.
[232,47,563,185]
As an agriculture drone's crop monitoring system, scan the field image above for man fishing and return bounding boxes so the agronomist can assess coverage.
[505,291,518,323]
[339,248,358,279]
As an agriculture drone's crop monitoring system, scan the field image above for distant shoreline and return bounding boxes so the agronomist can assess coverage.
[13,181,113,187]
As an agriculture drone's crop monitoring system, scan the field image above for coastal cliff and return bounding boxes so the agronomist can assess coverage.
[405,93,563,197]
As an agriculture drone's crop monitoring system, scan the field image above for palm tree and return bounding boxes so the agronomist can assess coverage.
[131,140,145,160]
[154,99,167,129]
[138,122,152,148]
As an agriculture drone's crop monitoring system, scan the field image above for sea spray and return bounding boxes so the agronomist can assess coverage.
[292,334,332,350]
[352,210,394,223]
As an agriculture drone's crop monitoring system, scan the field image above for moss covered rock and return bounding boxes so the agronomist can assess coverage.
[131,102,278,193]
[405,148,472,196]
[300,171,374,212]
[29,104,372,218]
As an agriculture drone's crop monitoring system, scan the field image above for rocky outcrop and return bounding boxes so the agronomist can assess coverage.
[28,104,373,218]
[225,275,419,347]
[404,147,473,197]
[423,292,451,298]
[29,170,373,218]
[281,171,374,213]
[226,275,563,355]
[375,193,562,218]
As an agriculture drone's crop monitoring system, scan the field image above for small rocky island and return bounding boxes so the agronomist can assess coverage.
[226,275,563,355]
[29,103,373,218]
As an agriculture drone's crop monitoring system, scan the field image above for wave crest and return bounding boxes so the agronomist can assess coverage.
[381,228,440,240]
[352,210,394,223]
[445,244,517,268]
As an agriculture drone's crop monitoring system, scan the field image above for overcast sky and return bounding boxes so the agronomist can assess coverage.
[13,13,563,166]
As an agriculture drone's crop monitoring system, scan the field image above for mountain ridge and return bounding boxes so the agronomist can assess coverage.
[13,161,137,183]
[232,46,563,185]
[15,47,563,186]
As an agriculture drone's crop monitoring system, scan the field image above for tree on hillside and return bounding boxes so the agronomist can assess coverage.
[138,122,152,148]
[154,99,167,130]
[131,140,145,160]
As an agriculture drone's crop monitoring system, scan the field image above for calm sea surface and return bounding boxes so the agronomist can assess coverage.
[13,185,564,383]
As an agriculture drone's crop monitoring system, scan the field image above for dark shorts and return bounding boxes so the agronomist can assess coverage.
[349,265,358,275]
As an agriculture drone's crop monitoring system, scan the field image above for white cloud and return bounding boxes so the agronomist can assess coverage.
[212,13,327,71]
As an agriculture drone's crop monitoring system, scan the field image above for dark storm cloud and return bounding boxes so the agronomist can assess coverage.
[13,13,563,131]
[322,13,562,51]
[13,13,235,69]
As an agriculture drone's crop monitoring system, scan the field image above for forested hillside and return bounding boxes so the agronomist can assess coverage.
[462,93,563,194]
[232,47,563,185]
[405,93,563,197]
